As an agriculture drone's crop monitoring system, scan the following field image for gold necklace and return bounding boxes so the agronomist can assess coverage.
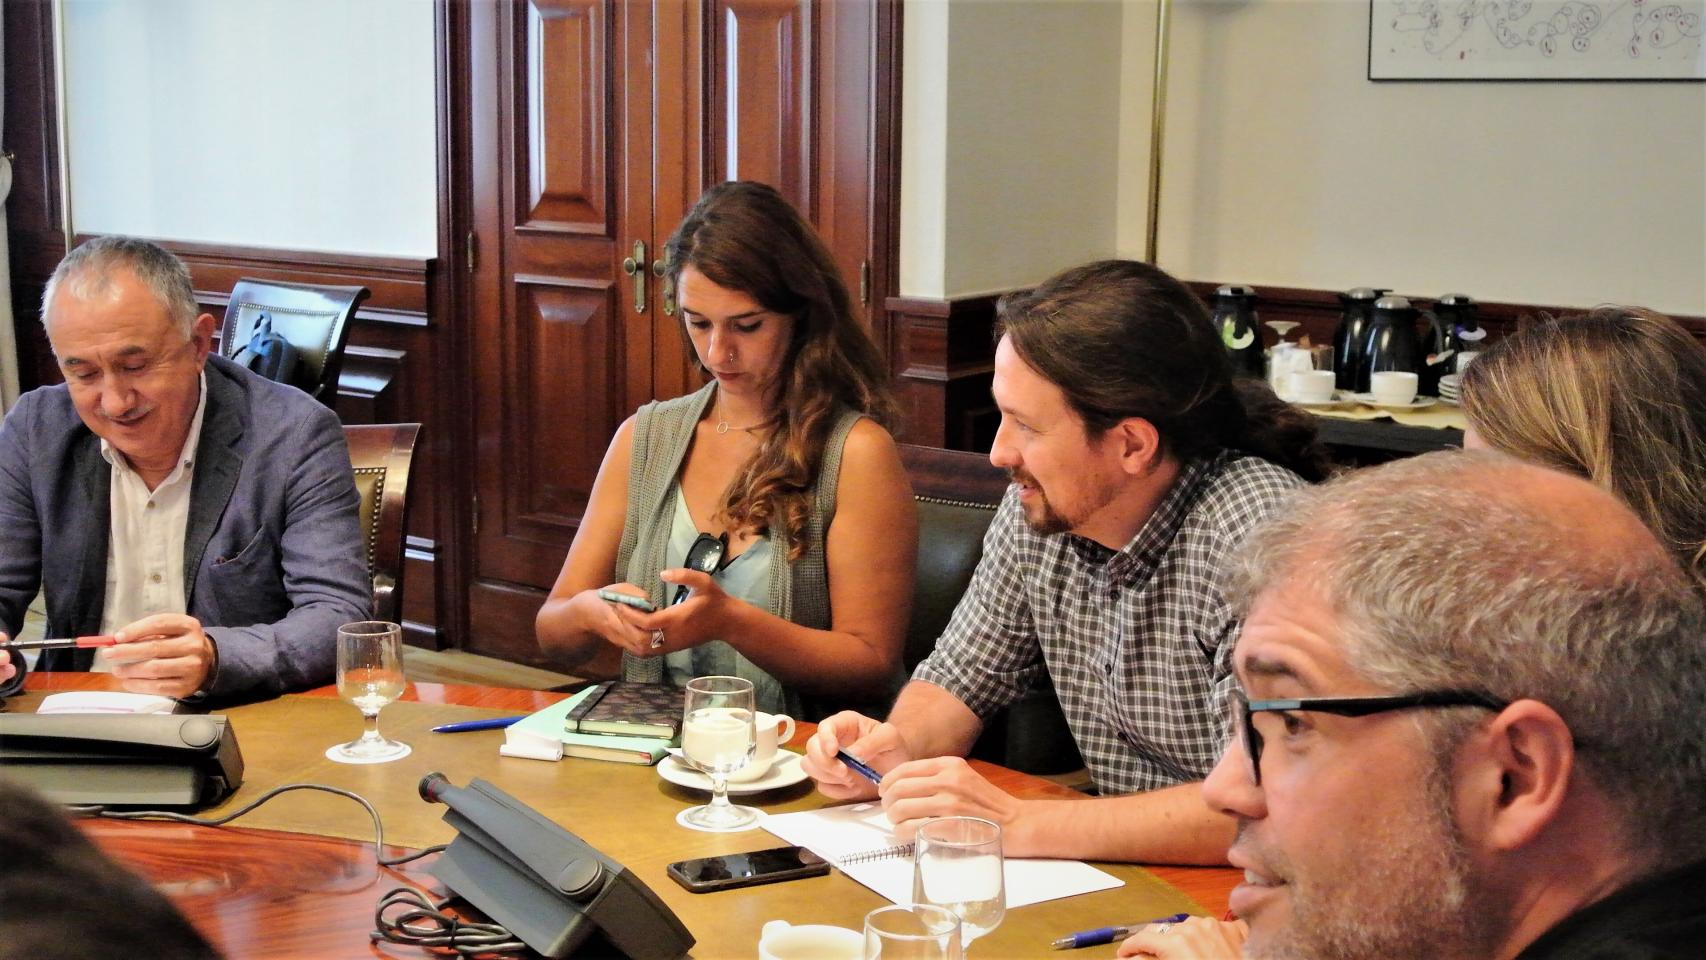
[713,397,767,435]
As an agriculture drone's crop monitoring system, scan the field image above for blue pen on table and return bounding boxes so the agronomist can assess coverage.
[430,716,526,734]
[835,749,882,784]
[1050,913,1191,950]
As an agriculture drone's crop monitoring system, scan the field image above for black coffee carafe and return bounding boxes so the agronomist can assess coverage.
[1436,294,1486,369]
[1212,285,1263,377]
[1333,287,1389,391]
[1359,295,1427,387]
[1417,298,1457,396]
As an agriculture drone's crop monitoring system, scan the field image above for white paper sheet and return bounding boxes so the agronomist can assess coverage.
[762,802,1123,908]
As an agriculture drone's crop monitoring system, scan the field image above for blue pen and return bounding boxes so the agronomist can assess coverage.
[835,749,883,784]
[1050,913,1191,950]
[431,716,526,734]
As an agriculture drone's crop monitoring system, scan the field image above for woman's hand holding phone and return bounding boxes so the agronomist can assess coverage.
[579,585,658,656]
[596,588,656,613]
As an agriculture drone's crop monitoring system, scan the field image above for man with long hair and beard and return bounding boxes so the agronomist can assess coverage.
[803,260,1330,864]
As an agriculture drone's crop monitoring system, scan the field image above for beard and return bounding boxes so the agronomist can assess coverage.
[1244,747,1505,960]
[1008,466,1119,537]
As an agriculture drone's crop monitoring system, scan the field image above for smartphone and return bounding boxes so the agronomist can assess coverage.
[596,588,656,613]
[666,846,830,893]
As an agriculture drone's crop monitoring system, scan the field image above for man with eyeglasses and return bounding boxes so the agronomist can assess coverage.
[1114,451,1706,959]
[0,237,369,702]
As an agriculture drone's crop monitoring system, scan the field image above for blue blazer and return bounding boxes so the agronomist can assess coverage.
[0,354,371,700]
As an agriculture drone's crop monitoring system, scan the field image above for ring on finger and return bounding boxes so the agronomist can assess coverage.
[650,629,666,650]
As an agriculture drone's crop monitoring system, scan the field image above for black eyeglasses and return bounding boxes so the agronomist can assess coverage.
[672,532,728,605]
[1230,688,1509,785]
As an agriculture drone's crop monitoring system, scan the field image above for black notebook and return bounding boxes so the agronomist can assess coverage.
[562,681,682,742]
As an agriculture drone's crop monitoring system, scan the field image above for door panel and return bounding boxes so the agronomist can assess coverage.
[470,0,645,610]
[647,0,705,404]
[519,0,609,230]
[712,0,811,204]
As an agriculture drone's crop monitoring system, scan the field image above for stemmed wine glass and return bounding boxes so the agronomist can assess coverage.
[677,675,758,831]
[911,816,1005,951]
[325,621,411,764]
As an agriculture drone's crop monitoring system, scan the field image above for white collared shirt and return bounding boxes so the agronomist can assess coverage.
[95,371,209,669]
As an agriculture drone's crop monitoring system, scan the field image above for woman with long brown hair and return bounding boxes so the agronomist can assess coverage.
[535,182,916,716]
[1461,307,1706,593]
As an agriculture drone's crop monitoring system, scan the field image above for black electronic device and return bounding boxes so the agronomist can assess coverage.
[0,713,243,809]
[420,773,695,959]
[666,845,831,893]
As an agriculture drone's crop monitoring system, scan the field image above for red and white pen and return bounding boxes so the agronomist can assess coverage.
[0,635,119,651]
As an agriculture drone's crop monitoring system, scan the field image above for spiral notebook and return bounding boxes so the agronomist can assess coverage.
[762,803,1122,908]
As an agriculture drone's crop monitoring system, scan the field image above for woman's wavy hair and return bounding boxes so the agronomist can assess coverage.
[1460,307,1706,593]
[663,181,897,558]
[994,259,1332,482]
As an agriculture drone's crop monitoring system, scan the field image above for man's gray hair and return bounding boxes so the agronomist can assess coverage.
[1225,449,1706,866]
[40,236,199,340]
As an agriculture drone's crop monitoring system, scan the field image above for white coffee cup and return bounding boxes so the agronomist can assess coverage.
[1288,369,1337,404]
[1369,371,1419,406]
[758,920,862,960]
[727,711,796,783]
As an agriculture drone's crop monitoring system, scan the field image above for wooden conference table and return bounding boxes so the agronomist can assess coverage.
[14,674,1239,959]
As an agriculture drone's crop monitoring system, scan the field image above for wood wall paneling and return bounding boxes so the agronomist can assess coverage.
[885,294,1000,452]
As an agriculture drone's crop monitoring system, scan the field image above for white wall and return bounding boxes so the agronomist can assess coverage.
[63,0,437,258]
[1119,0,1706,313]
[900,0,1125,299]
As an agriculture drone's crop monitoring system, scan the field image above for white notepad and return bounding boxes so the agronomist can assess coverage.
[762,802,1122,907]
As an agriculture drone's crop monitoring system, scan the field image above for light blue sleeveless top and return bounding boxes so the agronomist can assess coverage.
[661,485,783,713]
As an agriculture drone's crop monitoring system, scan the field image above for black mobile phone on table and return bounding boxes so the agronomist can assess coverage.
[666,846,830,893]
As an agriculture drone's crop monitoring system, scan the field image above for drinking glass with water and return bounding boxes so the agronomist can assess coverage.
[911,816,1005,950]
[678,675,759,831]
[326,621,411,764]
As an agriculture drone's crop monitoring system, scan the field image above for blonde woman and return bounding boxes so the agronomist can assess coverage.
[1460,307,1706,593]
[534,182,916,716]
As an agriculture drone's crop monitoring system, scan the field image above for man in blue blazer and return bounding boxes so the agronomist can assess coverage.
[0,236,370,701]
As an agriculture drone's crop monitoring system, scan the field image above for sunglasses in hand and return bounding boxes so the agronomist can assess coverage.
[672,532,729,606]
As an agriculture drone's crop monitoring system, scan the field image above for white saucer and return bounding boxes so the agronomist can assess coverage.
[1350,394,1437,411]
[1281,392,1353,409]
[658,751,809,794]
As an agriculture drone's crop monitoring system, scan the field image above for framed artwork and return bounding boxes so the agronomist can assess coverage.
[1370,0,1705,80]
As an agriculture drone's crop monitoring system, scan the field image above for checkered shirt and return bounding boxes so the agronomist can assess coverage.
[912,452,1305,795]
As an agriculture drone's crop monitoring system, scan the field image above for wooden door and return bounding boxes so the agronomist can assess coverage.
[462,0,892,665]
[467,0,662,661]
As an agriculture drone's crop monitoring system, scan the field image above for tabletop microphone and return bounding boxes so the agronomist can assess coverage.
[418,772,603,899]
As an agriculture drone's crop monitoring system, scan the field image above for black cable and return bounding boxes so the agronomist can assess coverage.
[79,782,527,955]
[371,887,528,956]
[79,782,446,866]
